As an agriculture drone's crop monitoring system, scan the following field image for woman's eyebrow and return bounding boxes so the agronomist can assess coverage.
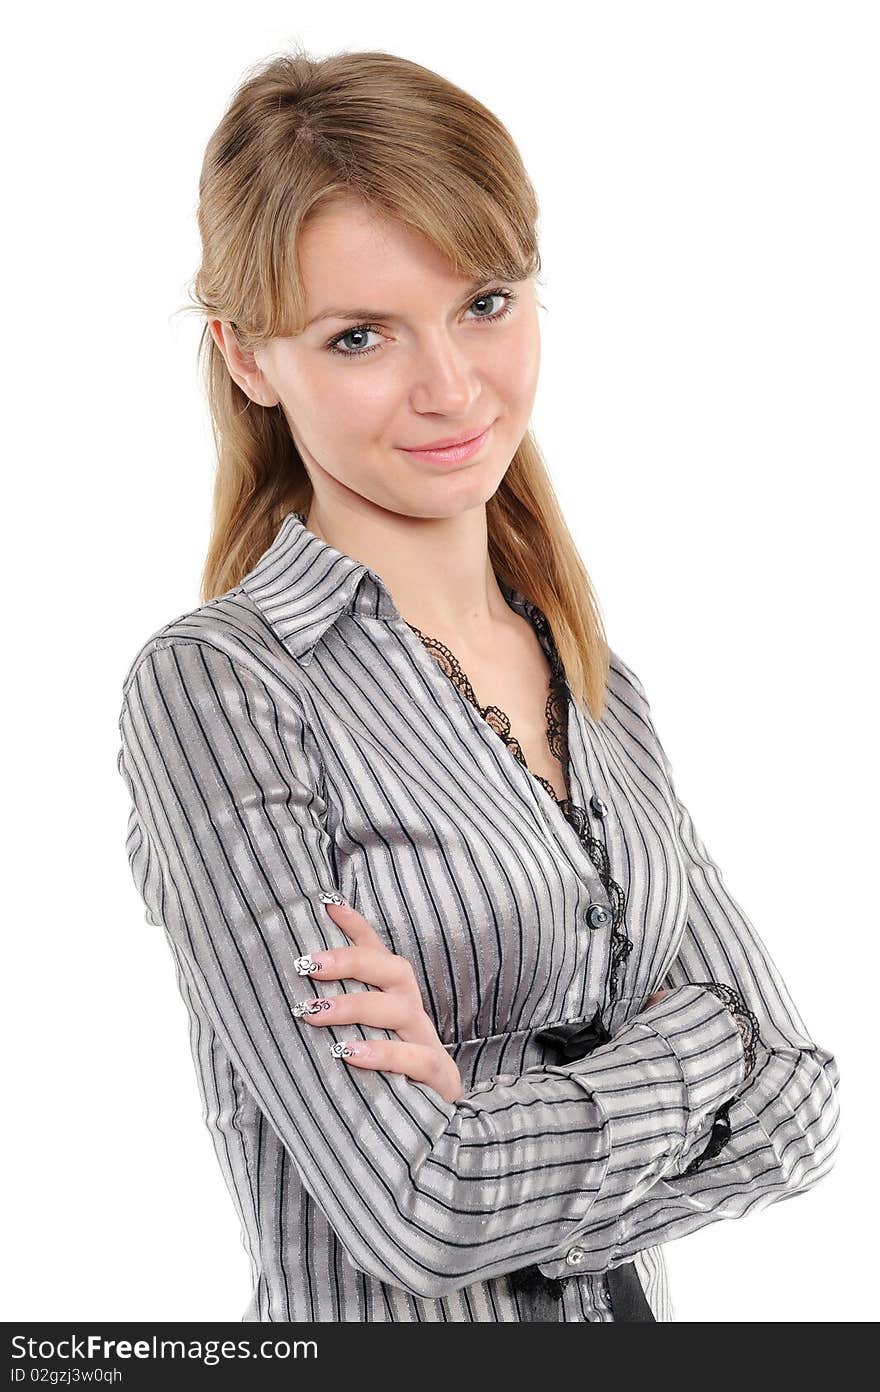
[305,277,492,328]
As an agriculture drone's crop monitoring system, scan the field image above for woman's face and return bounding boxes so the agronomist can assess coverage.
[226,198,541,521]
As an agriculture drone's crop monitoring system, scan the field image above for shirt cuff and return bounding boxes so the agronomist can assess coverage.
[535,983,746,1277]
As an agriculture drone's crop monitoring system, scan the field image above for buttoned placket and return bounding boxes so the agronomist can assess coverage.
[384,610,617,1008]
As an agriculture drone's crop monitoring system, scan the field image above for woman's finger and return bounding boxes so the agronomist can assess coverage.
[295,991,439,1047]
[643,988,670,1010]
[331,1037,461,1102]
[320,895,391,951]
[298,943,420,994]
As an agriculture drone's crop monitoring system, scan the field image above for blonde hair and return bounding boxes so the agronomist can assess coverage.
[182,46,611,719]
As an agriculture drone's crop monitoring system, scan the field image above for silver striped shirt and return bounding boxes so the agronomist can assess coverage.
[117,509,840,1321]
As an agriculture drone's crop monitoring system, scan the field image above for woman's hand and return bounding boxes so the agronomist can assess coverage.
[642,987,671,1011]
[293,896,464,1103]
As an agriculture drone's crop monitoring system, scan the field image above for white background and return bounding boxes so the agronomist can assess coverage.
[3,0,876,1323]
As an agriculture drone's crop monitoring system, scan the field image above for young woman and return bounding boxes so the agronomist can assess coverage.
[117,47,840,1323]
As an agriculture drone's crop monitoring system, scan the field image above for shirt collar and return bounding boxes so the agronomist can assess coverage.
[240,507,536,666]
[240,510,402,665]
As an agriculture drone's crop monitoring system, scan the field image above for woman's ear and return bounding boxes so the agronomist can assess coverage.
[208,318,281,406]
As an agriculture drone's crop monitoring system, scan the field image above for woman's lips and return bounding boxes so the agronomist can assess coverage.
[398,423,493,465]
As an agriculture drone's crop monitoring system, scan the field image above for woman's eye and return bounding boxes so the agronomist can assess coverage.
[325,287,517,360]
[326,325,385,358]
[465,290,512,321]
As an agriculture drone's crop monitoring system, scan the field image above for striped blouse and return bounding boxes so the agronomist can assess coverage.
[116,508,840,1322]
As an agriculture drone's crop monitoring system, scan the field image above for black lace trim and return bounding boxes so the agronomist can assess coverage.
[515,598,635,1009]
[409,593,634,1011]
[407,622,566,804]
[690,980,760,1077]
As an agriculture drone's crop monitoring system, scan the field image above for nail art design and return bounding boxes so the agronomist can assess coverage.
[330,1041,359,1059]
[294,954,322,976]
[291,999,335,1019]
[318,890,348,907]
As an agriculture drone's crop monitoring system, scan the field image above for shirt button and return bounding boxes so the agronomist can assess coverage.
[566,1247,587,1266]
[590,795,608,818]
[585,902,612,930]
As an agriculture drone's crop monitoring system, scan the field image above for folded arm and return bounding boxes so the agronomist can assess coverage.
[118,637,839,1296]
[530,655,841,1278]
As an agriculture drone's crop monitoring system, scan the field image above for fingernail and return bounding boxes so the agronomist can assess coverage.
[319,890,349,908]
[294,951,334,976]
[291,998,334,1018]
[330,1041,371,1059]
